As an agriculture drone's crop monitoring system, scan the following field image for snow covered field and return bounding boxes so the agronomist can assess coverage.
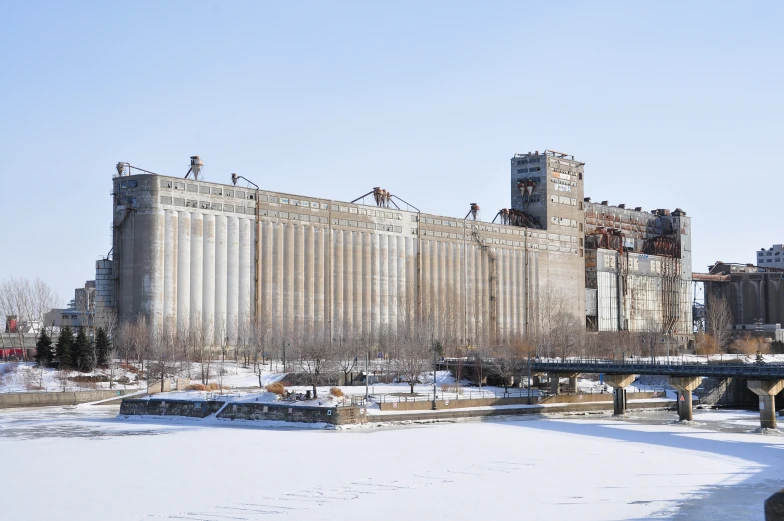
[0,405,782,520]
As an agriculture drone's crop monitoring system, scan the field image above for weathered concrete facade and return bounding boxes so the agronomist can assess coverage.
[112,152,588,347]
[583,203,692,341]
[703,262,784,335]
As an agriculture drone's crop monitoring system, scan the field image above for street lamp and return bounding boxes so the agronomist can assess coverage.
[231,174,261,328]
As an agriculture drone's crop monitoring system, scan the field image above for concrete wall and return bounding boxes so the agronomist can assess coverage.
[0,389,135,409]
[378,392,662,411]
[371,398,675,422]
[114,173,586,346]
[218,402,361,425]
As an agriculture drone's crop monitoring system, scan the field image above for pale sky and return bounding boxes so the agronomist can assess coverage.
[1,1,782,303]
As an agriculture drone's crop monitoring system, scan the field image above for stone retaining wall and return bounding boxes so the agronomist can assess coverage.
[0,389,135,409]
[119,399,224,418]
[119,399,365,425]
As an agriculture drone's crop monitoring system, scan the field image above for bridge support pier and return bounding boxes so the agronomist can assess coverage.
[549,374,559,395]
[747,380,784,430]
[548,373,579,395]
[605,374,635,415]
[669,376,701,422]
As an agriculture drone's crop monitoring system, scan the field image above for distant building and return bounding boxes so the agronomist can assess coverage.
[44,280,96,330]
[757,244,784,268]
[700,261,784,341]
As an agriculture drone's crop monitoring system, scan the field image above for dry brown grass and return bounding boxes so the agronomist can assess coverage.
[186,383,208,391]
[329,387,344,397]
[266,382,285,395]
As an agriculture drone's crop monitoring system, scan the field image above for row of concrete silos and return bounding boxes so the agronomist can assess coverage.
[124,208,544,347]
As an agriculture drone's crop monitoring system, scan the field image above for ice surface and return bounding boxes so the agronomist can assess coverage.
[1,406,782,520]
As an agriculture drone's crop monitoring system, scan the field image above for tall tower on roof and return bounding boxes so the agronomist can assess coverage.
[510,150,585,250]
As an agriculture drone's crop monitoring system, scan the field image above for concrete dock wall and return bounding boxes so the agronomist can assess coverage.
[377,392,662,412]
[0,389,135,409]
[371,398,675,422]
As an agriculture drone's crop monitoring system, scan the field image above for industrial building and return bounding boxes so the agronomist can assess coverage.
[699,262,784,340]
[105,152,691,349]
[757,244,784,268]
[583,202,692,344]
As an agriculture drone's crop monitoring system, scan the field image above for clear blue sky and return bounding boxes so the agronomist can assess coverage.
[1,1,781,303]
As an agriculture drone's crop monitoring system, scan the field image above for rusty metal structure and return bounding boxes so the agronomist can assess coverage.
[584,201,691,342]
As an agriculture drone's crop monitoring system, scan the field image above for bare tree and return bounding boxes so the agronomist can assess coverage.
[551,310,583,361]
[149,322,183,393]
[335,330,360,386]
[392,331,432,394]
[489,339,529,391]
[706,295,733,354]
[0,277,60,360]
[296,333,333,398]
[190,315,212,385]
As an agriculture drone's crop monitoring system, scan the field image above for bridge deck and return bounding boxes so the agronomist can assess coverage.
[530,361,784,379]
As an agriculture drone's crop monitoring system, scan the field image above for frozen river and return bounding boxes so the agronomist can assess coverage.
[0,405,782,520]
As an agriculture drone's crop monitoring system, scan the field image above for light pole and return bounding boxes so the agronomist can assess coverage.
[231,174,261,327]
[365,349,369,402]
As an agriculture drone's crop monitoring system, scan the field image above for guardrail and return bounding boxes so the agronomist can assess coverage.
[529,359,784,379]
[370,388,532,403]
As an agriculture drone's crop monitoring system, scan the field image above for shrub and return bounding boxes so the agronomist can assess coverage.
[266,382,285,395]
[329,387,344,397]
[186,383,208,391]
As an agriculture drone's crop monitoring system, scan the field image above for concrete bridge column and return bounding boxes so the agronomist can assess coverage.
[669,376,701,422]
[747,380,784,430]
[568,374,579,394]
[605,374,635,416]
[549,373,559,395]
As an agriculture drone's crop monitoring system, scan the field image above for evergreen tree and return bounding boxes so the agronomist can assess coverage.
[95,327,110,367]
[56,326,73,369]
[73,326,93,372]
[35,328,54,367]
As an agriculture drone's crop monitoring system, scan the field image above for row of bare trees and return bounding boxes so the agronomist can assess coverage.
[0,277,60,359]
